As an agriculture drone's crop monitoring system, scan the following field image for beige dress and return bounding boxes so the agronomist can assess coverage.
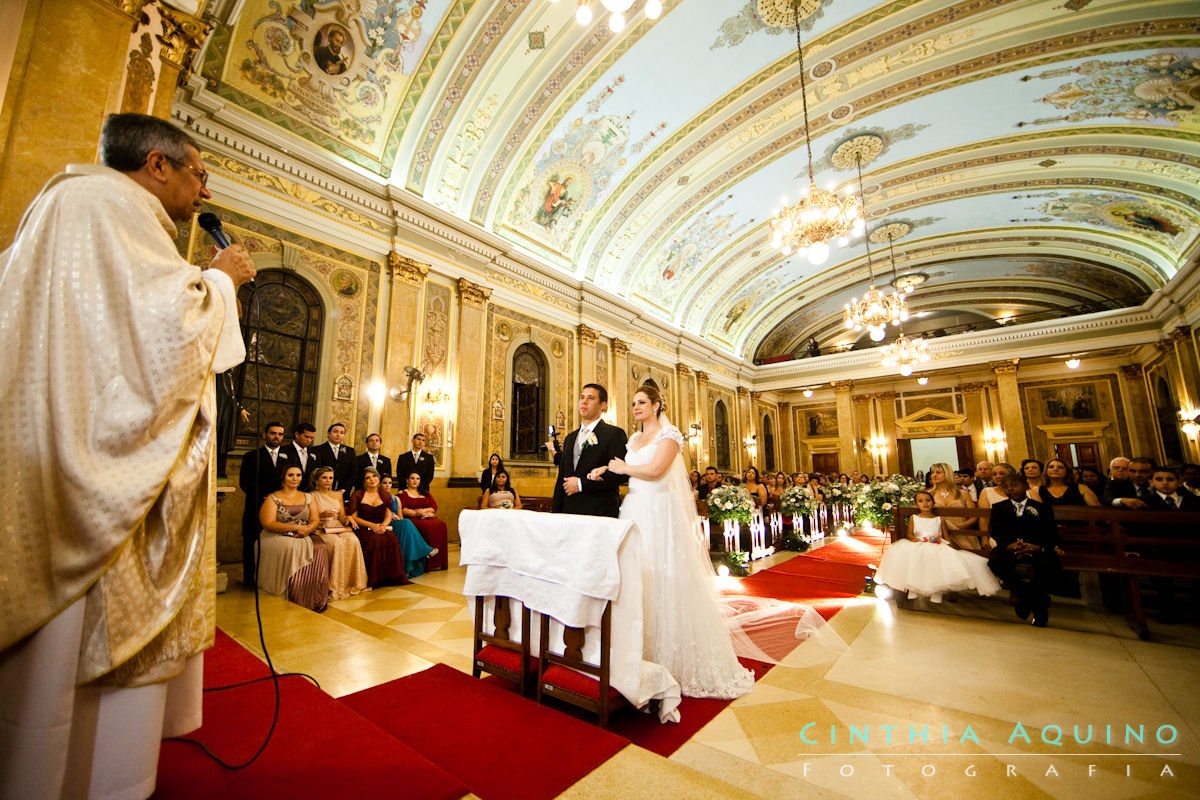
[934,489,978,550]
[314,491,369,600]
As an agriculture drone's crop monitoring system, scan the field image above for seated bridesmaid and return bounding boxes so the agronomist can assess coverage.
[257,464,330,612]
[380,474,438,579]
[310,466,369,600]
[347,468,410,587]
[480,469,522,509]
[398,470,449,571]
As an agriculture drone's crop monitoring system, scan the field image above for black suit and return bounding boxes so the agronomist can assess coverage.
[355,451,392,489]
[988,497,1061,617]
[1102,478,1138,505]
[552,419,628,517]
[396,450,435,495]
[238,447,287,582]
[313,441,356,492]
[285,442,316,488]
[1141,491,1200,620]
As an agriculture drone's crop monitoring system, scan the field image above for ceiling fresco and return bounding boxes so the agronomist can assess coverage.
[194,0,1200,360]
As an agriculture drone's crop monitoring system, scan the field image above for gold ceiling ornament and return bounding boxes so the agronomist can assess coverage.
[768,3,864,265]
[757,0,823,28]
[831,134,885,170]
[869,221,911,244]
[880,333,931,376]
[891,271,927,294]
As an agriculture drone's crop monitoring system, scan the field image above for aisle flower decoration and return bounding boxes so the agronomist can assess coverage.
[780,485,817,517]
[707,485,754,526]
[823,482,854,506]
[852,475,924,529]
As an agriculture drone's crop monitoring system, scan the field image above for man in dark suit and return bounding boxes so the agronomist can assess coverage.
[1101,456,1135,505]
[395,432,435,495]
[285,422,317,488]
[313,422,356,493]
[238,421,287,585]
[1103,456,1154,508]
[987,474,1061,627]
[354,432,391,491]
[547,384,628,517]
[1142,466,1200,623]
[971,461,993,498]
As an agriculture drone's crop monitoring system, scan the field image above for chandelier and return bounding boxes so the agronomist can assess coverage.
[768,4,862,265]
[880,333,931,376]
[842,161,907,341]
[565,0,661,32]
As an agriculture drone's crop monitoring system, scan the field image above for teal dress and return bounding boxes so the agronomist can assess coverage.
[389,495,433,577]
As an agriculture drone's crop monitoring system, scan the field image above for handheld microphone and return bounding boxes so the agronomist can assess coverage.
[197,212,232,249]
[542,424,560,452]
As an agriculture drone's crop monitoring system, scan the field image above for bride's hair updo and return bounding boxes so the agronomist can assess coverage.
[636,383,666,418]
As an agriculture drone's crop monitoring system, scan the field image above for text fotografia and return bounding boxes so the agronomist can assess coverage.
[796,722,1179,748]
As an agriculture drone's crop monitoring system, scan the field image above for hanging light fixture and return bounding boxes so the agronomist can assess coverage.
[843,158,907,341]
[881,333,931,376]
[768,3,862,265]
[568,0,651,31]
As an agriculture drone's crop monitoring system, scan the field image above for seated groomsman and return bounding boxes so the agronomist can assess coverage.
[987,474,1061,627]
[1142,466,1200,623]
[314,421,356,492]
[287,422,317,487]
[355,432,392,490]
[396,432,435,495]
[238,422,287,584]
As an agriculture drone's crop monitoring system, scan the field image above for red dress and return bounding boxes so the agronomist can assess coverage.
[347,490,409,586]
[398,491,448,571]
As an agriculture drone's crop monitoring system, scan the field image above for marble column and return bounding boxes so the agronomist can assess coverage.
[695,371,711,465]
[675,362,695,469]
[778,402,795,473]
[853,393,873,475]
[736,386,751,471]
[380,253,428,457]
[0,0,141,243]
[991,359,1027,464]
[611,338,630,431]
[1170,326,1199,410]
[576,323,598,386]
[831,380,856,474]
[876,391,899,474]
[1118,364,1157,458]
[960,383,987,467]
[451,278,491,477]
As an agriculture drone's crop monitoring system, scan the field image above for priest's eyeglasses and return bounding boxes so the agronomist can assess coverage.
[164,155,209,188]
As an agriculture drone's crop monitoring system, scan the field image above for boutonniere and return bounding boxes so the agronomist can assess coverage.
[1026,507,1039,517]
[279,452,288,459]
[580,432,599,450]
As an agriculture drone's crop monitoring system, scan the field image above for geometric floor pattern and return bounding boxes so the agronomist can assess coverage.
[217,543,1200,799]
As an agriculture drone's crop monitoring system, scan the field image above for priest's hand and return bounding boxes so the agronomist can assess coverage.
[211,244,256,288]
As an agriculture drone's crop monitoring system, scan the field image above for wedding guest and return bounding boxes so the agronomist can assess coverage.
[313,422,356,492]
[309,466,368,600]
[479,452,505,493]
[1179,463,1200,496]
[838,473,851,485]
[1031,458,1100,506]
[395,432,435,495]
[256,465,329,612]
[978,462,1017,534]
[239,422,287,585]
[1142,466,1200,623]
[1105,457,1155,508]
[954,469,978,501]
[689,470,701,492]
[698,466,723,500]
[287,422,317,487]
[347,468,410,586]
[765,472,784,514]
[354,433,392,490]
[481,469,522,509]
[1080,466,1106,497]
[1021,459,1045,490]
[988,474,1061,627]
[972,461,994,496]
[929,462,978,549]
[380,475,437,578]
[398,471,449,571]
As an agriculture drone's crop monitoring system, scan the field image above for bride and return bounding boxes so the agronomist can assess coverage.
[589,383,754,699]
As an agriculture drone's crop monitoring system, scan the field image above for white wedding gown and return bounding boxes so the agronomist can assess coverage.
[620,425,755,699]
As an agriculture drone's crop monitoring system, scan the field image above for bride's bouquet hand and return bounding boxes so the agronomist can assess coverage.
[607,457,627,475]
[586,466,607,481]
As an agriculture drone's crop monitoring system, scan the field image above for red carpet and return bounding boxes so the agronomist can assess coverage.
[153,630,468,800]
[341,663,628,800]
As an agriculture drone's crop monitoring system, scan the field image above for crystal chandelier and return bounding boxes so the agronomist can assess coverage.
[564,0,661,32]
[842,161,907,341]
[881,333,931,376]
[768,5,862,265]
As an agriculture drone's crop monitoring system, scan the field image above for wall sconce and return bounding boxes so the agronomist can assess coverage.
[388,366,425,401]
[916,375,929,386]
[984,429,1007,457]
[744,434,758,460]
[1065,358,1081,369]
[1181,408,1200,439]
[687,421,703,441]
[867,435,887,457]
[802,388,814,398]
[424,388,451,405]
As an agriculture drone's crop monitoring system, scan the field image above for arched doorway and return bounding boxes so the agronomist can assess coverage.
[234,270,324,446]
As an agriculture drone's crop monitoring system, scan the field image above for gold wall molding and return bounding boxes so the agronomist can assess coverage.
[156,3,211,80]
[389,252,430,285]
[576,323,598,345]
[458,278,492,308]
[611,338,630,357]
[990,359,1019,374]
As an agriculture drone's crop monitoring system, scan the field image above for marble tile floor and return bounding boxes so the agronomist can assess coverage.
[216,546,1199,799]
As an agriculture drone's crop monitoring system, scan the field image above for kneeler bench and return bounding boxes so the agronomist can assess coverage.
[473,595,537,696]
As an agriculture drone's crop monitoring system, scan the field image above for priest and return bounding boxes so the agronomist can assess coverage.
[0,113,256,799]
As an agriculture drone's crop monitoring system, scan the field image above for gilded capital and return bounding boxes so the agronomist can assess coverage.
[852,393,871,406]
[695,370,709,384]
[736,386,750,397]
[990,358,1019,375]
[830,380,854,392]
[1154,340,1173,354]
[157,4,212,81]
[750,391,762,403]
[1169,325,1191,342]
[388,251,429,285]
[576,323,598,345]
[107,0,150,18]
[1118,364,1143,380]
[960,383,984,395]
[457,278,492,308]
[874,390,898,401]
[675,362,692,377]
[611,338,630,357]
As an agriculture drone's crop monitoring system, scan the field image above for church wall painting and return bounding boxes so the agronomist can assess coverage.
[802,408,839,438]
[418,282,452,467]
[1020,375,1129,464]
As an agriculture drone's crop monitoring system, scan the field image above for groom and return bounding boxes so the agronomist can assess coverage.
[548,383,628,517]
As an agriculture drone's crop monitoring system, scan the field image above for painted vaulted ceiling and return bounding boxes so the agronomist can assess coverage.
[196,0,1200,361]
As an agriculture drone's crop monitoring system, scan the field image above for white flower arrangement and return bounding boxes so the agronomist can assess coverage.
[707,485,754,525]
[780,485,817,517]
[500,499,514,509]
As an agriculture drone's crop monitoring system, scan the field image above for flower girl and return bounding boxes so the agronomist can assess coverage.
[875,490,1000,602]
